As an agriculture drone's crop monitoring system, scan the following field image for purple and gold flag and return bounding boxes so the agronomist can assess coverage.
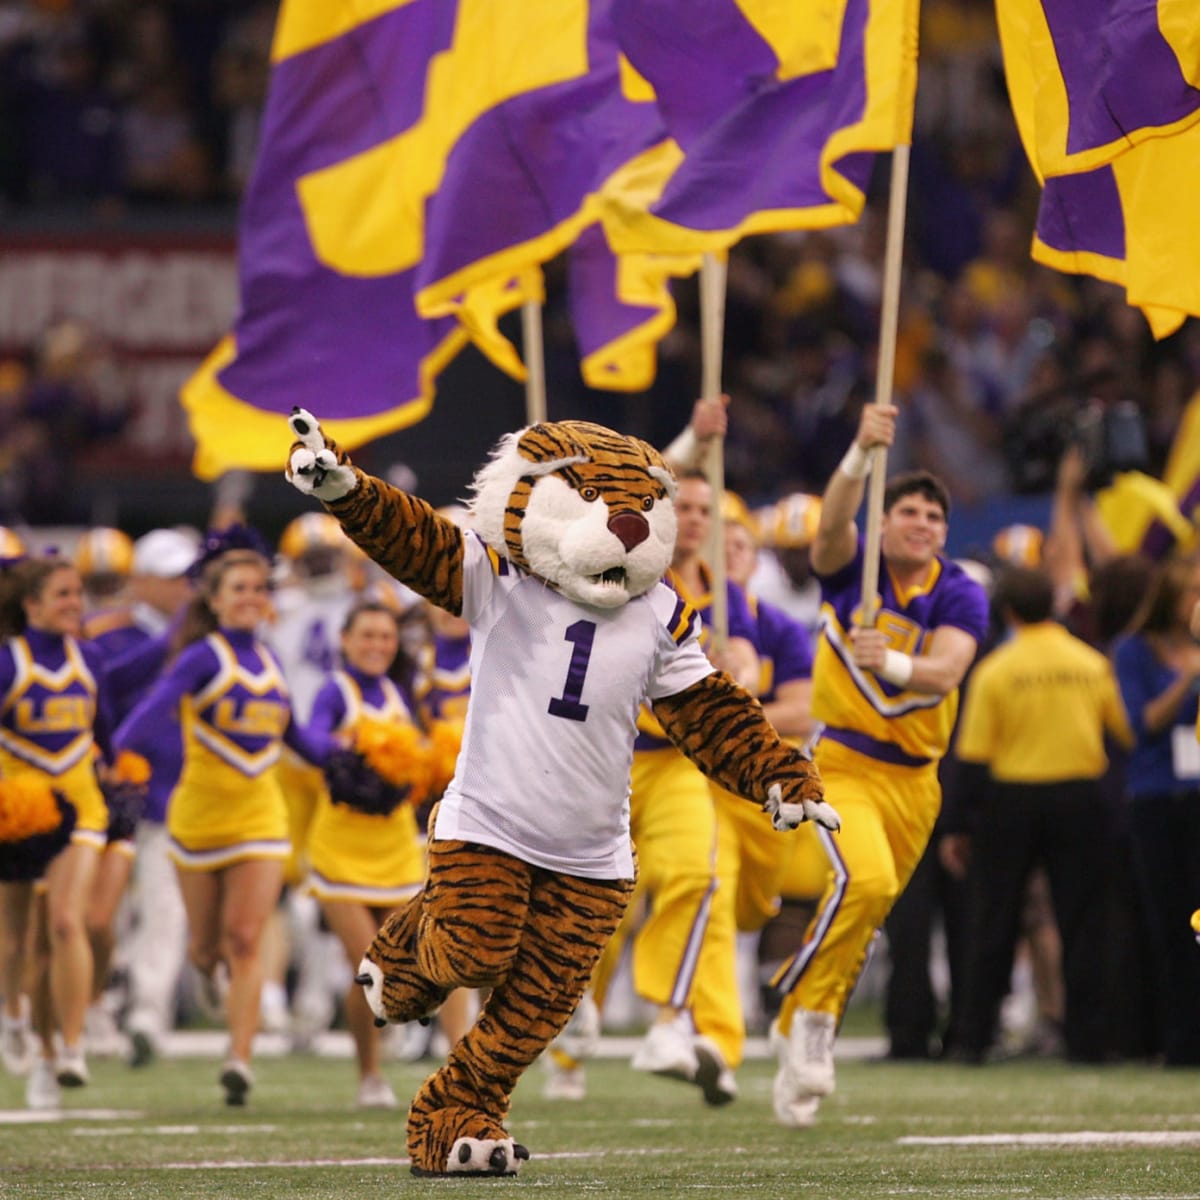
[184,0,655,478]
[182,1,482,480]
[602,0,920,257]
[999,0,1200,337]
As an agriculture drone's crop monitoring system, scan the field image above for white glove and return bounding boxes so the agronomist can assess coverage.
[286,408,357,502]
[764,783,841,832]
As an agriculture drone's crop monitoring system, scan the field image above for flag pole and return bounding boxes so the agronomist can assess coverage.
[859,143,911,627]
[522,299,547,425]
[700,252,728,651]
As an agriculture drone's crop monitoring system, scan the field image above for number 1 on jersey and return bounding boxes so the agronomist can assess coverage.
[548,619,596,722]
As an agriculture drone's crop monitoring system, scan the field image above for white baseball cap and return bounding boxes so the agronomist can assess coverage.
[133,529,200,579]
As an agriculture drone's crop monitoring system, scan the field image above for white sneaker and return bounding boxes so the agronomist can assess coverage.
[356,1074,399,1110]
[556,992,601,1061]
[788,1008,836,1096]
[220,1058,254,1106]
[631,1015,698,1082]
[84,1003,127,1058]
[195,963,230,1022]
[27,1058,62,1110]
[542,1049,587,1101]
[693,1035,738,1106]
[390,1020,434,1062]
[2,1001,35,1077]
[769,1017,821,1129]
[55,1045,89,1088]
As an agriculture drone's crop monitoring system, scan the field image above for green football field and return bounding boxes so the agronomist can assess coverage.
[2,1042,1198,1199]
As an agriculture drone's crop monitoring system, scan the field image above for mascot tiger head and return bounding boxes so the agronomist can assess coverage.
[468,421,677,610]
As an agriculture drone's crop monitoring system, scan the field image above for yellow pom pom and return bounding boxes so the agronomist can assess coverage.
[113,750,152,786]
[0,776,65,843]
[1191,909,1200,936]
[353,717,435,807]
[426,719,464,797]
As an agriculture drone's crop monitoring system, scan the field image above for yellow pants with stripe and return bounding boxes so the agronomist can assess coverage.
[776,737,941,1033]
[592,748,743,1067]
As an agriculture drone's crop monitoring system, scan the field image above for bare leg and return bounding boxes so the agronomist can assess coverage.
[44,844,100,1051]
[218,858,285,1065]
[86,848,134,1000]
[174,866,223,979]
[0,881,34,1019]
[320,898,386,1081]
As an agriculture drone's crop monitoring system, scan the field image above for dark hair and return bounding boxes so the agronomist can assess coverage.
[883,470,951,520]
[340,600,400,637]
[1126,553,1200,637]
[171,549,270,657]
[0,558,78,638]
[1086,554,1154,647]
[992,566,1054,624]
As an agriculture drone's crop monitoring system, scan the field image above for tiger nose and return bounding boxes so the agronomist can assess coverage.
[608,511,650,552]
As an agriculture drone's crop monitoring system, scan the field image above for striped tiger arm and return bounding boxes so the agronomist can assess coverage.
[326,470,466,614]
[652,671,824,807]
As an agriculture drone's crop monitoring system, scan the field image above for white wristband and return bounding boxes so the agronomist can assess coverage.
[838,442,871,480]
[878,649,914,687]
[662,426,701,472]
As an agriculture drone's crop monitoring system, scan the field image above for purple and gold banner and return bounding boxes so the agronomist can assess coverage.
[1000,0,1200,337]
[602,0,919,256]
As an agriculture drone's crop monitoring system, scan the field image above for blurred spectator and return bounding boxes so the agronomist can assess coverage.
[1113,556,1200,1067]
[0,321,132,525]
[11,15,123,214]
[949,565,1134,1064]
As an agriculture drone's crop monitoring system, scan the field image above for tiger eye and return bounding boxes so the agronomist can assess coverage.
[580,486,599,502]
[641,495,654,511]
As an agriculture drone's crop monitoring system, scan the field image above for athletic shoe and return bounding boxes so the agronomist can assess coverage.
[556,992,601,1062]
[54,1045,90,1088]
[2,1003,35,1077]
[84,1003,127,1058]
[541,1049,587,1101]
[195,963,230,1023]
[631,1014,698,1082]
[128,1029,157,1069]
[693,1035,738,1106]
[769,1017,821,1129]
[26,1058,61,1110]
[787,1008,836,1096]
[356,1074,399,1110]
[220,1059,254,1106]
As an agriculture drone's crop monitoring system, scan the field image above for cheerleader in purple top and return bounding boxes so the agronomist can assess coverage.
[115,536,323,1106]
[0,556,115,1105]
[306,601,427,1109]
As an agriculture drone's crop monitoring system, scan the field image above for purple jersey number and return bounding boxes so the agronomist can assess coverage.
[548,620,596,722]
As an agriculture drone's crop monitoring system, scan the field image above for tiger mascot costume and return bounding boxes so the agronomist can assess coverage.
[286,408,839,1178]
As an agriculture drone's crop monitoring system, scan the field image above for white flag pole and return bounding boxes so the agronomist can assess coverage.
[522,299,547,426]
[859,143,911,627]
[700,252,728,650]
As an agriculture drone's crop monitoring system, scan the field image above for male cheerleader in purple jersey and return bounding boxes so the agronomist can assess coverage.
[771,402,989,1127]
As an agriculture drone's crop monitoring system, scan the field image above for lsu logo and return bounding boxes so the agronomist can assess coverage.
[212,698,289,739]
[15,696,93,734]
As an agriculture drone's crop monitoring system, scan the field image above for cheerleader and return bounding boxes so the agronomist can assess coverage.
[114,531,322,1106]
[0,555,115,1107]
[306,601,427,1109]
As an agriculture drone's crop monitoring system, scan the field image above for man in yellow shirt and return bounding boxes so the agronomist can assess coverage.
[945,565,1133,1063]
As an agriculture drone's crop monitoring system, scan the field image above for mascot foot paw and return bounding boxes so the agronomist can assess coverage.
[411,1137,530,1177]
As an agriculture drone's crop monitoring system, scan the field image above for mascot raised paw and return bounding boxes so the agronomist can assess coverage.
[285,408,836,1178]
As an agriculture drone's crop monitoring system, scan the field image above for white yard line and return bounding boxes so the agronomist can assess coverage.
[899,1132,1200,1147]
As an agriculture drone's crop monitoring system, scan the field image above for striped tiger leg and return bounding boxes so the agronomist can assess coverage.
[360,891,449,1025]
[406,867,634,1176]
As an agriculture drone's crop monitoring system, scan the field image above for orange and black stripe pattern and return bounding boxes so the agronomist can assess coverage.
[361,839,634,1174]
[653,671,824,807]
[501,421,672,572]
[328,472,465,613]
